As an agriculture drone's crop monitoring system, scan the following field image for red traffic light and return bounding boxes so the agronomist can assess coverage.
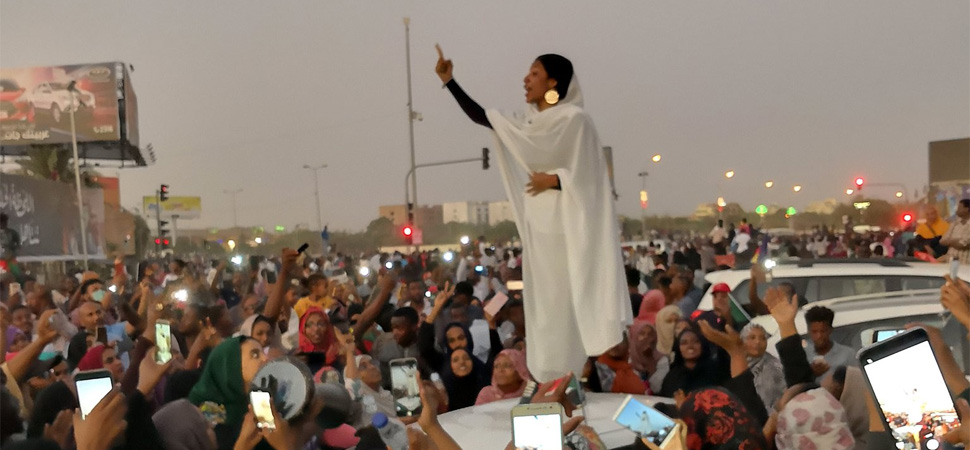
[854,177,864,188]
[160,184,169,193]
[902,213,913,223]
[402,226,413,237]
[163,239,170,246]
[155,238,161,245]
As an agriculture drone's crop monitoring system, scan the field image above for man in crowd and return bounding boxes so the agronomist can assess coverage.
[671,265,703,316]
[941,199,970,265]
[398,277,431,318]
[372,307,423,389]
[26,288,76,354]
[626,266,643,316]
[916,204,950,258]
[803,305,856,382]
[710,219,729,255]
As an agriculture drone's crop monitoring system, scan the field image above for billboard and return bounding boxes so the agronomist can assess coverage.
[1,62,122,144]
[0,173,106,261]
[143,196,202,220]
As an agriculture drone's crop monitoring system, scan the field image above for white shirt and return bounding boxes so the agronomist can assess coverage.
[733,233,752,254]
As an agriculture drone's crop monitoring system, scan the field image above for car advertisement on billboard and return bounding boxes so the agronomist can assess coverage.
[0,62,121,145]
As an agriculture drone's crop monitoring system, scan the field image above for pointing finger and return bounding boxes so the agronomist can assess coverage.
[435,44,444,59]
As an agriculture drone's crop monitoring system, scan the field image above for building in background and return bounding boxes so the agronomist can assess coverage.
[378,204,443,227]
[488,201,514,226]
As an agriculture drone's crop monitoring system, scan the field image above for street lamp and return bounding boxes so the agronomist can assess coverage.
[764,181,774,188]
[254,237,263,245]
[227,239,236,250]
[724,170,735,179]
[895,191,904,198]
[717,197,727,208]
[302,163,328,231]
[224,189,243,228]
[651,154,661,163]
[459,235,470,245]
[793,185,802,193]
[846,189,854,195]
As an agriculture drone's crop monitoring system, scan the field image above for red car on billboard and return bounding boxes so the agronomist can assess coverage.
[0,79,34,123]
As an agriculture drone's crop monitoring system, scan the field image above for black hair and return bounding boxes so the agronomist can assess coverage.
[535,54,574,99]
[961,199,970,209]
[670,327,712,369]
[454,281,474,298]
[507,299,524,310]
[78,278,103,297]
[832,365,848,386]
[172,259,187,269]
[804,305,835,327]
[251,315,273,333]
[305,274,327,289]
[392,307,419,326]
[625,266,641,288]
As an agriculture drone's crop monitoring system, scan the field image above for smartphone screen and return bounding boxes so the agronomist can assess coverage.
[613,395,677,447]
[512,411,563,450]
[861,330,960,448]
[951,258,961,280]
[873,329,903,344]
[250,391,276,430]
[389,358,422,417]
[75,371,113,420]
[506,280,524,291]
[154,321,172,364]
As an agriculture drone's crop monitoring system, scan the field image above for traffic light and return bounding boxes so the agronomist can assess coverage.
[402,224,414,245]
[902,212,913,224]
[160,184,169,202]
[482,148,490,170]
[159,220,170,249]
[854,177,864,191]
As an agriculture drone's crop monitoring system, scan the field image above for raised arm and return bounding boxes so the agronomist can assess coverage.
[353,271,397,344]
[436,44,491,129]
[263,248,298,325]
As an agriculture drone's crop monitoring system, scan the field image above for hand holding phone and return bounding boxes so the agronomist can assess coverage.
[484,292,510,317]
[250,390,276,430]
[613,395,679,448]
[390,358,422,417]
[511,403,564,450]
[75,370,114,420]
[154,320,172,364]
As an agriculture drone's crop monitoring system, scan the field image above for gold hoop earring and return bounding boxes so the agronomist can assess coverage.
[544,89,559,105]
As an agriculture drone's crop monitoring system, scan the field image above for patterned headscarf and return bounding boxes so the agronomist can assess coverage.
[775,388,855,450]
[679,387,768,450]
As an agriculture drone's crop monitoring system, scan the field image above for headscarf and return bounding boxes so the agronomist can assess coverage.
[188,336,247,429]
[636,290,666,324]
[838,368,870,450]
[236,314,260,337]
[443,322,475,354]
[76,345,106,371]
[679,387,768,450]
[775,388,855,450]
[741,323,786,415]
[67,331,90,369]
[660,329,721,398]
[440,347,488,411]
[5,326,26,348]
[298,307,337,364]
[655,305,683,355]
[26,381,76,439]
[475,349,531,405]
[628,322,663,375]
[595,353,645,395]
[152,399,216,450]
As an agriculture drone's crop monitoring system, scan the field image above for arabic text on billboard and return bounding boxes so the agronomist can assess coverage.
[143,196,202,220]
[0,174,106,261]
[1,62,121,145]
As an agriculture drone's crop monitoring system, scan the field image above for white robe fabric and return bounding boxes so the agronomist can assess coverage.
[485,76,632,382]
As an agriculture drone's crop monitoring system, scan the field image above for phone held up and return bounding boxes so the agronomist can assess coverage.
[250,390,277,430]
[612,395,680,449]
[75,369,113,420]
[858,327,960,449]
[154,320,173,364]
[511,403,565,450]
[389,357,422,417]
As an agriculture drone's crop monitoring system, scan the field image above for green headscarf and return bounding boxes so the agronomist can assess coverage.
[189,336,247,427]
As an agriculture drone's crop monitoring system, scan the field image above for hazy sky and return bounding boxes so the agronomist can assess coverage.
[2,1,968,232]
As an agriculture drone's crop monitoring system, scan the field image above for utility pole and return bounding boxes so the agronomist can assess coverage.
[404,17,418,226]
[302,163,328,231]
[224,189,243,229]
[67,81,89,269]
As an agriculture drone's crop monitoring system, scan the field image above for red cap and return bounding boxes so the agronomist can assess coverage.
[712,283,731,294]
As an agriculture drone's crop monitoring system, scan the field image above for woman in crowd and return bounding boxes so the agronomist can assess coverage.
[627,321,668,395]
[659,327,726,398]
[188,336,267,450]
[676,387,768,450]
[740,322,785,415]
[440,347,488,411]
[475,349,531,405]
[654,305,682,356]
[298,307,340,373]
[77,345,125,382]
[636,288,666,324]
[237,314,275,349]
[770,387,855,450]
[341,336,396,428]
[152,399,218,450]
[595,334,646,395]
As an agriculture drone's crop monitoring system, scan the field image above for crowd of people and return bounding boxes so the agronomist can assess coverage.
[0,211,969,450]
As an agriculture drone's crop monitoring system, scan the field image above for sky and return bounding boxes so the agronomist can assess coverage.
[1,1,968,232]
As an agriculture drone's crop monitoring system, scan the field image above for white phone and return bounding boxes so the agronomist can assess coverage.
[75,370,113,420]
[613,395,679,448]
[511,403,564,450]
[484,292,510,317]
[250,391,276,430]
[950,257,961,280]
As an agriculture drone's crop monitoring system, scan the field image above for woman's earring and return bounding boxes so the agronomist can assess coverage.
[544,89,559,105]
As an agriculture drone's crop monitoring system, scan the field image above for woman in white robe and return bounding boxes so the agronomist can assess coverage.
[435,47,632,381]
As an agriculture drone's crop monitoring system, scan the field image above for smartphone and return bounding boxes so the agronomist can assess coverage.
[75,369,113,420]
[296,243,309,266]
[858,327,960,449]
[869,328,904,344]
[484,292,510,317]
[511,403,564,450]
[250,390,276,430]
[96,326,108,345]
[613,395,678,448]
[950,258,961,280]
[506,280,524,291]
[389,357,422,417]
[154,320,172,364]
[263,269,277,285]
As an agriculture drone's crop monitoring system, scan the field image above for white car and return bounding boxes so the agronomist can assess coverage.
[30,81,95,124]
[696,259,969,312]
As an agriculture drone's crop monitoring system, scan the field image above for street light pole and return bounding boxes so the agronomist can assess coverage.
[404,17,419,220]
[638,171,649,239]
[224,189,243,229]
[67,81,89,270]
[302,164,328,231]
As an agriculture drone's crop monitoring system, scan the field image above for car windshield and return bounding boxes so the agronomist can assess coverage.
[0,80,20,91]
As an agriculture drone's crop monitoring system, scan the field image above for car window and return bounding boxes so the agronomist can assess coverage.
[731,278,811,305]
[0,80,18,91]
[826,314,942,354]
[817,277,887,300]
[900,277,946,291]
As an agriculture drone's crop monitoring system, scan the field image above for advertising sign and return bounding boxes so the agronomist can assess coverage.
[143,196,202,220]
[1,62,122,145]
[0,174,106,261]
